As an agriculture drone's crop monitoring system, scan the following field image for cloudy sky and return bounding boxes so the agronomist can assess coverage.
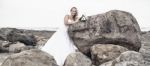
[0,0,150,31]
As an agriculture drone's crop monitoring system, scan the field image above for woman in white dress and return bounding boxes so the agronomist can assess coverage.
[41,7,79,66]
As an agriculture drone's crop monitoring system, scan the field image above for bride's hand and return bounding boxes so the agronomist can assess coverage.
[73,18,79,23]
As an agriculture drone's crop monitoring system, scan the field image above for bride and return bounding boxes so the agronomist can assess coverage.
[41,7,79,66]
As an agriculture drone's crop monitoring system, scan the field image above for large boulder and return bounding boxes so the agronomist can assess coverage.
[99,51,145,66]
[64,52,92,66]
[68,10,141,55]
[91,44,128,65]
[8,42,26,53]
[8,42,34,53]
[1,49,58,66]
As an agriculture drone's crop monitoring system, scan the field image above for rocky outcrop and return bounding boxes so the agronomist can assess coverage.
[1,49,58,66]
[64,52,92,66]
[68,10,141,55]
[91,44,128,65]
[100,51,145,66]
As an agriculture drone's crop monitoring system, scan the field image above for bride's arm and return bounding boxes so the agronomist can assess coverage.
[72,17,79,23]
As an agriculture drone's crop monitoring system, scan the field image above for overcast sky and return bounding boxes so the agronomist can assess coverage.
[0,0,150,31]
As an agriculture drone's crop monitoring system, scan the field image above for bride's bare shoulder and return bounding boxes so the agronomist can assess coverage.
[64,15,71,21]
[64,15,69,20]
[64,14,70,17]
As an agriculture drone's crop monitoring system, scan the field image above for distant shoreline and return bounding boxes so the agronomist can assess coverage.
[0,27,58,31]
[0,27,150,31]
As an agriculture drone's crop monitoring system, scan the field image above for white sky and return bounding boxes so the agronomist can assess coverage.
[0,0,150,30]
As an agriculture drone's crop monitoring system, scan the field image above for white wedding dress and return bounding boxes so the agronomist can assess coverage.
[41,19,77,66]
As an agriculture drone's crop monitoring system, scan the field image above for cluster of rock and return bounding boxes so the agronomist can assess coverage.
[0,28,54,53]
[67,10,144,66]
[0,10,150,66]
[0,28,54,65]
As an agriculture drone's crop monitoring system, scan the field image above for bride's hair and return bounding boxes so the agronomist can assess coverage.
[70,7,78,21]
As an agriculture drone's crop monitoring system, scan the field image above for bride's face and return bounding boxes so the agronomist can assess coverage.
[70,8,77,16]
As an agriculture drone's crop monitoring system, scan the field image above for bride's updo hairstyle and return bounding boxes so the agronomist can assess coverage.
[70,7,78,21]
